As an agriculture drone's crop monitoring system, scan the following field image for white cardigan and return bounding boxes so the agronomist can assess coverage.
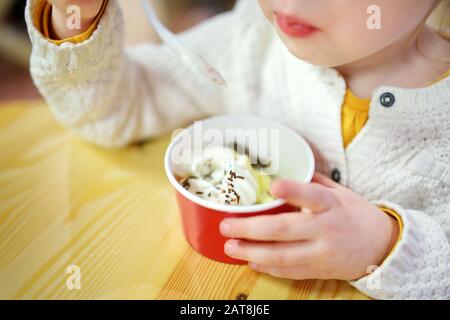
[25,0,450,299]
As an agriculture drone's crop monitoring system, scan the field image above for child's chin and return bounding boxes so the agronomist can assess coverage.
[283,43,347,68]
[284,45,327,66]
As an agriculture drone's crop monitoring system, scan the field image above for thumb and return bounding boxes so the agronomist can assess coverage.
[270,180,337,212]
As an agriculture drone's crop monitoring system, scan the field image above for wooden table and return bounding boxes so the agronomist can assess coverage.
[0,100,369,300]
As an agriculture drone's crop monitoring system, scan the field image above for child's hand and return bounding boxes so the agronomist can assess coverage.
[220,173,399,281]
[48,0,104,39]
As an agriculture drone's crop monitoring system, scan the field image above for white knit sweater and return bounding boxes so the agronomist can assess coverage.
[25,0,450,299]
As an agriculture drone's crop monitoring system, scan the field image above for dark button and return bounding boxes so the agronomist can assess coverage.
[331,168,341,183]
[380,92,395,107]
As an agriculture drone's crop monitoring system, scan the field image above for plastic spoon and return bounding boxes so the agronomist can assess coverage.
[139,0,226,86]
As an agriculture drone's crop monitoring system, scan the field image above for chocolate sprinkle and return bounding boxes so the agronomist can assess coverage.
[232,189,241,204]
[181,179,191,189]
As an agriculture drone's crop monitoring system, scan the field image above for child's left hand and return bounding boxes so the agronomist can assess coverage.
[219,173,400,281]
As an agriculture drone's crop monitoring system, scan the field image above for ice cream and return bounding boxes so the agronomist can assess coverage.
[173,146,274,206]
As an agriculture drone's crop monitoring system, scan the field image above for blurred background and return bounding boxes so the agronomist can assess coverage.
[0,0,236,102]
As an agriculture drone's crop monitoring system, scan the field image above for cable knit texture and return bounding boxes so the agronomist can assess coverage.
[25,0,450,299]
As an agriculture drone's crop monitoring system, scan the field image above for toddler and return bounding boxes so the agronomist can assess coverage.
[25,0,450,299]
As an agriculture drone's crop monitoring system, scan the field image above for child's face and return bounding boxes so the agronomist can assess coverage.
[259,0,437,67]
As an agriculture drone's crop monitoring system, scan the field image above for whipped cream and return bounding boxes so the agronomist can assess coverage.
[174,146,274,206]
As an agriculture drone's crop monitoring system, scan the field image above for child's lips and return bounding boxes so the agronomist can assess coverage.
[275,12,319,38]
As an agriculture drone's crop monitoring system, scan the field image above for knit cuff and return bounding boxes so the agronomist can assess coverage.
[25,0,123,78]
[349,200,449,299]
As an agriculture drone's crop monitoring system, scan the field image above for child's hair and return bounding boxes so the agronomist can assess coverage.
[427,0,450,40]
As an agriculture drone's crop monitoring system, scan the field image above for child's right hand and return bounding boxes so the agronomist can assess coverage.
[48,0,104,39]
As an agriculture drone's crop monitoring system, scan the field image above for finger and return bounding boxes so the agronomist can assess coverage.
[220,212,318,241]
[270,180,336,212]
[224,239,319,267]
[312,172,341,189]
[248,263,317,280]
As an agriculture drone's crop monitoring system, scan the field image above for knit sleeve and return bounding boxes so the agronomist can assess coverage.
[25,0,264,147]
[350,200,450,299]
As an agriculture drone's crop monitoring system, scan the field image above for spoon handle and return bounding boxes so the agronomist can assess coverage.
[139,0,185,52]
[139,0,226,86]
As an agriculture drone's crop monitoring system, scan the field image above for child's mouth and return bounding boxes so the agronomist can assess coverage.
[275,12,319,38]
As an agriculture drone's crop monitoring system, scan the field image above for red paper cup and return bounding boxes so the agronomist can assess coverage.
[165,116,315,264]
